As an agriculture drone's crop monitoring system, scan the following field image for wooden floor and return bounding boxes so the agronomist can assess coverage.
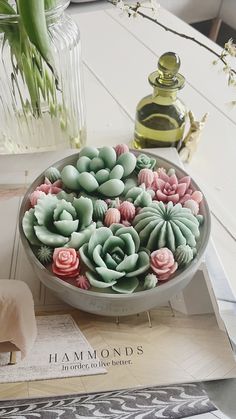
[0,308,235,401]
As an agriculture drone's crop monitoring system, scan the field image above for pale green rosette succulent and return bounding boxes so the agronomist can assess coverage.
[135,153,156,173]
[133,201,200,252]
[80,225,150,294]
[22,194,95,249]
[61,146,137,198]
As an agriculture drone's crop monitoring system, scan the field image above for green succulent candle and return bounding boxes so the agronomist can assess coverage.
[61,146,137,197]
[80,225,150,293]
[22,194,95,248]
[21,145,206,297]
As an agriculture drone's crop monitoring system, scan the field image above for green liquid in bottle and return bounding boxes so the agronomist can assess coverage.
[132,52,187,150]
[134,97,186,149]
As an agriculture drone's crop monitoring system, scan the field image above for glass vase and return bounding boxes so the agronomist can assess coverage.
[0,0,86,154]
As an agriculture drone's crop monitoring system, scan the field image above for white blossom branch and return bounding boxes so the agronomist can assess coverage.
[108,0,236,81]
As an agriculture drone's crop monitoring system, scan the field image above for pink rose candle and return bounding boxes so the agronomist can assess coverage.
[151,248,178,281]
[52,248,80,278]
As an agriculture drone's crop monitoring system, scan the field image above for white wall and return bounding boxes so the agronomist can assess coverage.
[158,0,221,23]
[158,0,236,30]
[220,0,236,30]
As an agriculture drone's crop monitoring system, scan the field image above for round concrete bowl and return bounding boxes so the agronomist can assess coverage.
[19,150,211,317]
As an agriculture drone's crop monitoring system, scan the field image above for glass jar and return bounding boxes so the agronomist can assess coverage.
[0,0,86,154]
[133,52,187,149]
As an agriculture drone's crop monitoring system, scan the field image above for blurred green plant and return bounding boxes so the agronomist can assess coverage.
[0,0,62,118]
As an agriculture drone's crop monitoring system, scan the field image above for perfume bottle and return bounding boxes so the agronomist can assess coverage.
[133,52,187,149]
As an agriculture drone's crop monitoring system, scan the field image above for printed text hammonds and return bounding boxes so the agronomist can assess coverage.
[49,345,144,363]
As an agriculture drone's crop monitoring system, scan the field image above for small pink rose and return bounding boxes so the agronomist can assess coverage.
[151,248,178,281]
[52,248,80,278]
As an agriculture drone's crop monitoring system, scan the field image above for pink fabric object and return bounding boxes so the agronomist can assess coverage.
[0,280,37,358]
[52,248,80,278]
[119,201,136,221]
[151,248,178,281]
[114,143,129,156]
[76,275,90,290]
[36,178,62,195]
[184,199,199,215]
[30,190,46,207]
[104,208,121,226]
[155,170,191,204]
[138,169,154,188]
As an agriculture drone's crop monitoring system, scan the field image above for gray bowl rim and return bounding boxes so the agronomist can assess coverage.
[18,149,211,300]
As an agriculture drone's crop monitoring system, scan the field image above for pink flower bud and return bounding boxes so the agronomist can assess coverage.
[104,208,121,226]
[119,201,136,221]
[114,144,129,157]
[138,168,154,188]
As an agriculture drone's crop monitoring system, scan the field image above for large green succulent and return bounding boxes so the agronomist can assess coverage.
[80,225,150,293]
[133,201,201,252]
[61,146,137,198]
[22,194,95,248]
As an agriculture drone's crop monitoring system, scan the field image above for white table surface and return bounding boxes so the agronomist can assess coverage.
[0,2,236,302]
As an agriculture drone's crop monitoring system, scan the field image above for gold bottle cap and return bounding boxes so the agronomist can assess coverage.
[148,52,185,90]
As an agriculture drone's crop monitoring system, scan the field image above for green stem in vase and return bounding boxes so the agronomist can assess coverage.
[17,0,57,80]
[0,0,62,119]
[44,0,58,10]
